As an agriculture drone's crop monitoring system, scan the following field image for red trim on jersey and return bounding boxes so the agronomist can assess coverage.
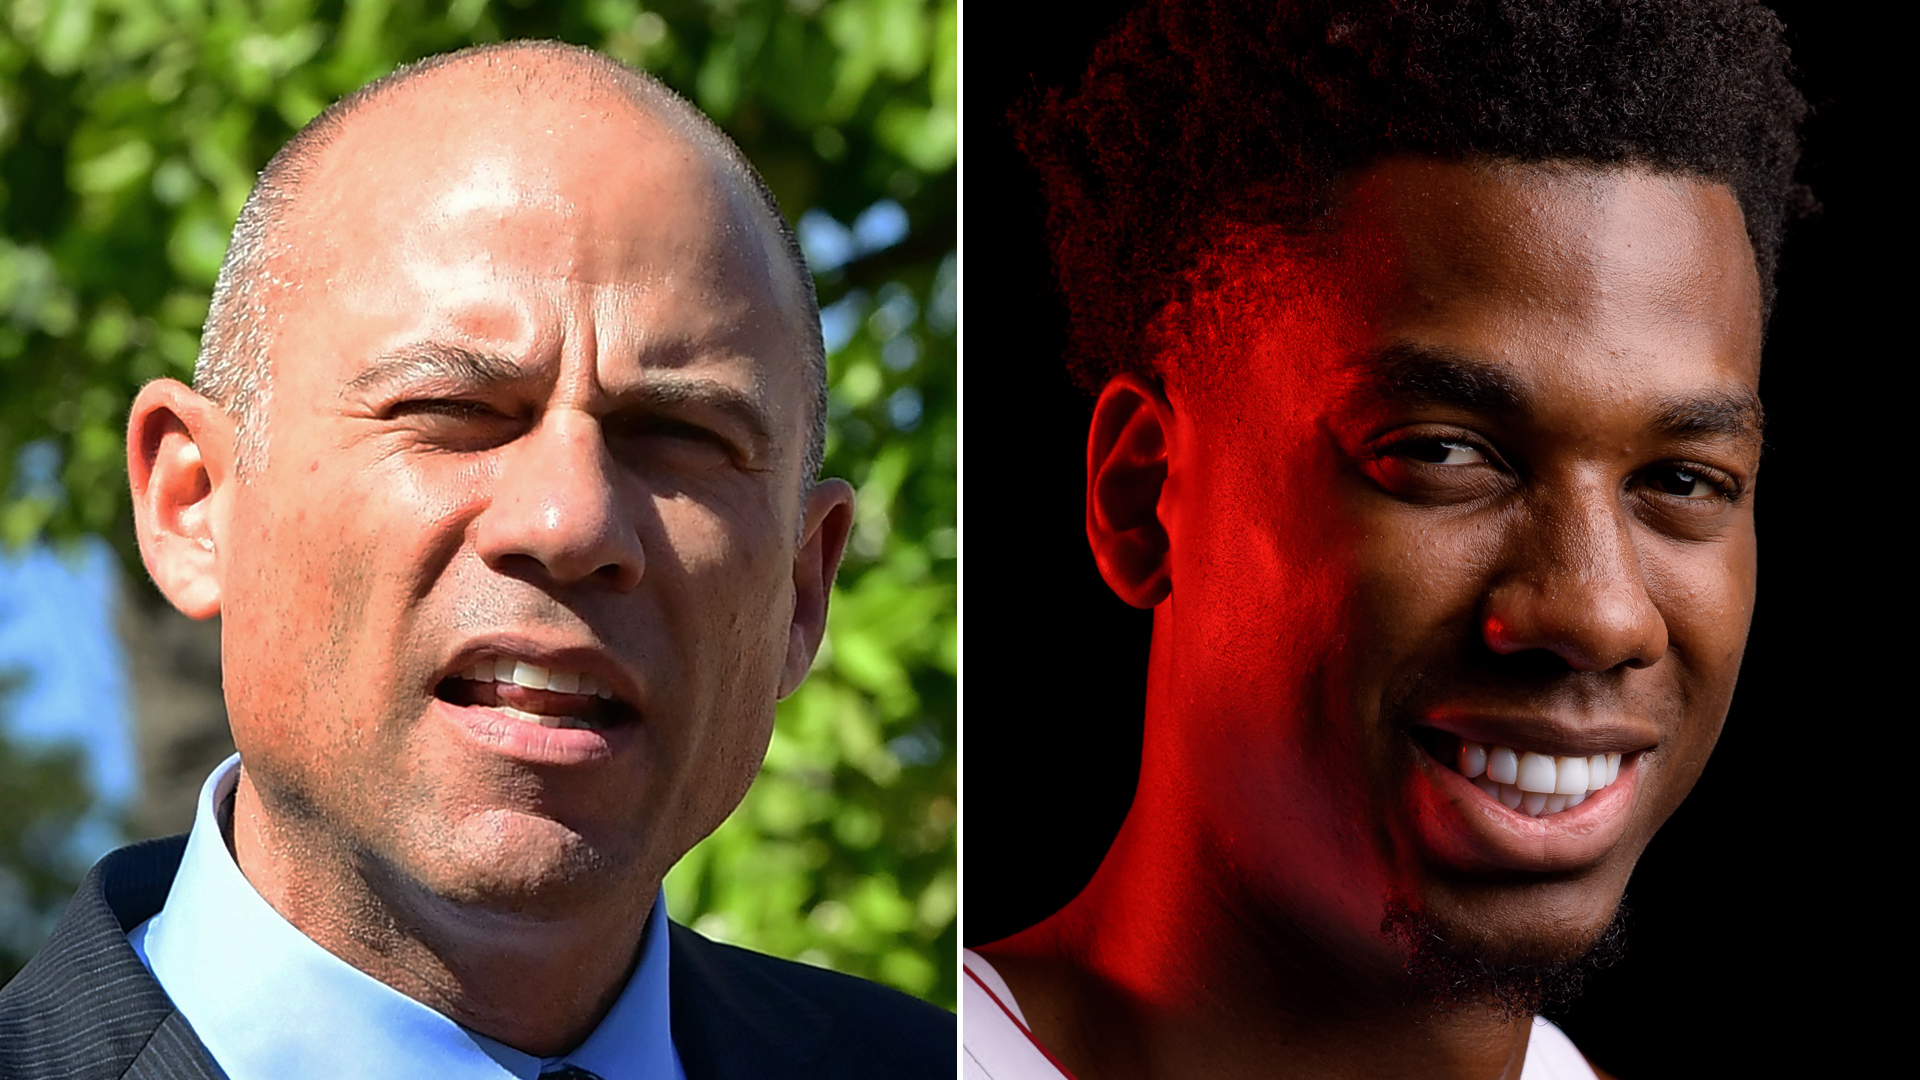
[964,962,1085,1080]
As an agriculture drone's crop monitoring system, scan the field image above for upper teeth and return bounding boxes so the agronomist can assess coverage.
[462,658,613,699]
[1456,740,1623,818]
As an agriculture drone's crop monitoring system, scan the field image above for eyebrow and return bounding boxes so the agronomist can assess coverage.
[1353,341,1764,442]
[345,342,526,395]
[346,340,776,453]
[1648,390,1765,442]
[608,377,775,455]
[1357,342,1528,415]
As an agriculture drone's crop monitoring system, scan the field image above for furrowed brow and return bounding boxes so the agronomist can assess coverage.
[612,377,775,456]
[1354,342,1529,415]
[344,343,526,396]
[1649,390,1765,442]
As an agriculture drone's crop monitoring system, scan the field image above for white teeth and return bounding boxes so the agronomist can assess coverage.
[460,658,616,701]
[498,705,593,730]
[1555,755,1589,795]
[1448,738,1631,818]
[511,661,550,690]
[1459,741,1489,779]
[1516,752,1558,794]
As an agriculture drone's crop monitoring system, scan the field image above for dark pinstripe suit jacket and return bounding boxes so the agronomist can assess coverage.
[0,836,954,1079]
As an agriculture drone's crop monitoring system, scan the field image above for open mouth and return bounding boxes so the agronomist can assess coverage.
[1417,729,1627,819]
[435,656,632,731]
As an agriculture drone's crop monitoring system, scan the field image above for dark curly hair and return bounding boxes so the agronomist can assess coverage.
[1016,0,1814,393]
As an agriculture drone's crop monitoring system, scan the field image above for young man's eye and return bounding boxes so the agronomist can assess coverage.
[1641,464,1728,499]
[1393,438,1487,466]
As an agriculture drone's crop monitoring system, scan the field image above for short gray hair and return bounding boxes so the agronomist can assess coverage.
[194,41,827,485]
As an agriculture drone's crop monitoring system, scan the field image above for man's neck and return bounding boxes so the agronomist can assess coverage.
[225,766,651,1057]
[976,797,1537,1080]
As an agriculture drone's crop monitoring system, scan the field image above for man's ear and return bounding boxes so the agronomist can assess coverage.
[127,379,236,620]
[1087,372,1174,609]
[780,477,856,698]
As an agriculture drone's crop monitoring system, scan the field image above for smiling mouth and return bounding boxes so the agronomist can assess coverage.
[435,657,632,731]
[1417,729,1627,818]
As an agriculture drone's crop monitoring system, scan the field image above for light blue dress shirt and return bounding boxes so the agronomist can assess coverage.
[128,754,687,1080]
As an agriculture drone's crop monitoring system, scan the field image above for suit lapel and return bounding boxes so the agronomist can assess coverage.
[0,836,221,1080]
[121,1011,224,1080]
[669,922,830,1080]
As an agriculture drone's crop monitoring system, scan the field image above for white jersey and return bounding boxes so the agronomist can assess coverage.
[963,949,1599,1080]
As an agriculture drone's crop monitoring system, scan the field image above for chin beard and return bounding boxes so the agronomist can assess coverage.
[1379,896,1629,1020]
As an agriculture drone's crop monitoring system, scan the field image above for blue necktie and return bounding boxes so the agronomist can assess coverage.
[540,1067,605,1080]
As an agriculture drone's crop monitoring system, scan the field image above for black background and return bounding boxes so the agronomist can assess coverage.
[961,4,1893,1074]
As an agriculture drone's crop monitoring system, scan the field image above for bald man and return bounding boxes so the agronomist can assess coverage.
[0,42,951,1080]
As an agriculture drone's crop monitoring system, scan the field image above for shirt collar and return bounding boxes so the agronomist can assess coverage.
[128,754,683,1080]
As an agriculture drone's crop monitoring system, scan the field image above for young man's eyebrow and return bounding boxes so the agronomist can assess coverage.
[1649,390,1765,442]
[344,342,527,395]
[1355,342,1529,414]
[1354,344,1763,443]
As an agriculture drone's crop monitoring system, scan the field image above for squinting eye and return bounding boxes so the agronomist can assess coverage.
[1644,465,1718,498]
[1395,438,1487,466]
[391,399,504,421]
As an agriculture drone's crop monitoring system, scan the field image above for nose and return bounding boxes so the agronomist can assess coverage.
[1480,481,1668,672]
[474,410,644,591]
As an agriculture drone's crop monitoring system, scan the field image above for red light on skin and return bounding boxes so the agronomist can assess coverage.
[976,157,1761,1080]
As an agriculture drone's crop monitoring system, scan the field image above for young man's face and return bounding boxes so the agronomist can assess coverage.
[1136,158,1762,992]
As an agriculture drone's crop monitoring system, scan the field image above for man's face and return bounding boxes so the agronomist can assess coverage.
[211,78,822,916]
[1148,159,1761,986]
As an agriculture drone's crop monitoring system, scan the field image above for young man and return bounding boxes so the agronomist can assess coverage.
[965,2,1808,1078]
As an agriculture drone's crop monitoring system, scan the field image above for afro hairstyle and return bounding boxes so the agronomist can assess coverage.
[1016,0,1815,393]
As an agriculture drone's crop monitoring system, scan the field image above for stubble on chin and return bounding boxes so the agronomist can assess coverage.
[1379,894,1629,1021]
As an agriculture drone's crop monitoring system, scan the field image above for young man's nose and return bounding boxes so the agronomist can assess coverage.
[473,411,645,591]
[1479,485,1669,672]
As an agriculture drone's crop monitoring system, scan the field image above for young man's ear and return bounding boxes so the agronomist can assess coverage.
[780,477,856,698]
[1086,372,1175,609]
[127,379,237,620]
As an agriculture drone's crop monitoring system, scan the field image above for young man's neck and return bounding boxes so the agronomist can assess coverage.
[976,791,1539,1080]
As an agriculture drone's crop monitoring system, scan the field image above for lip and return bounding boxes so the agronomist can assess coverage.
[434,697,640,766]
[435,634,644,767]
[1405,738,1645,874]
[1416,710,1657,759]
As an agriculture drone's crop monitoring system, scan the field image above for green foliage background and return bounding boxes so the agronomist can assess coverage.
[0,0,956,1004]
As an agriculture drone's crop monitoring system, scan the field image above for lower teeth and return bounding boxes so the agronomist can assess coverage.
[499,705,594,730]
[1472,777,1588,817]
